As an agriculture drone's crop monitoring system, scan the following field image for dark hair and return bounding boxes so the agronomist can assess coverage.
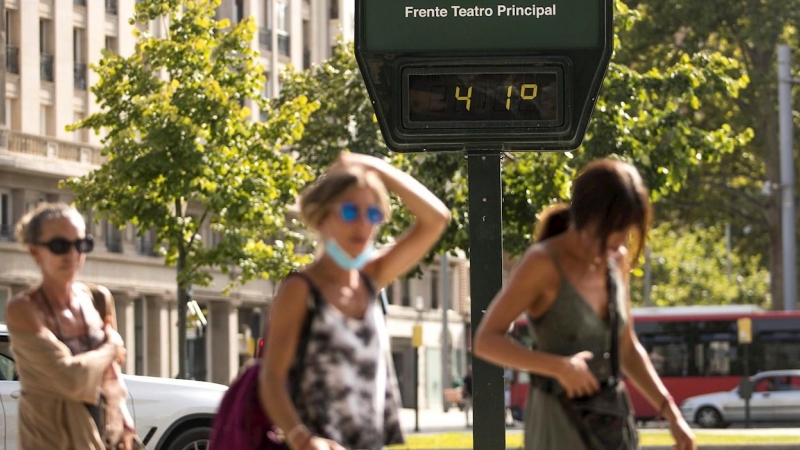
[534,159,652,265]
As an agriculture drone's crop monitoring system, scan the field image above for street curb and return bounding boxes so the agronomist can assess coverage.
[642,446,799,450]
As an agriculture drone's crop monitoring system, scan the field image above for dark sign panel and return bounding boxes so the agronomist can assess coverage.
[365,0,600,51]
[355,0,613,152]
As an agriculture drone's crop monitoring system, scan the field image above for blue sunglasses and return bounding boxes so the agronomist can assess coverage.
[339,201,384,224]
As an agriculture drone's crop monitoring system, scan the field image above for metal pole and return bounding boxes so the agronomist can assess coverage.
[441,251,450,410]
[778,44,797,311]
[468,152,505,449]
[414,345,420,432]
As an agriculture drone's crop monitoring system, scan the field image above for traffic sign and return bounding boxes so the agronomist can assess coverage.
[355,0,614,152]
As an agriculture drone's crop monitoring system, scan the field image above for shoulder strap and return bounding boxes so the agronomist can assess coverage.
[359,272,388,316]
[606,261,620,381]
[79,282,116,327]
[283,271,323,398]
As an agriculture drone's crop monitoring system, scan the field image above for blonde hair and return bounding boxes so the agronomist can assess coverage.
[14,202,86,244]
[299,166,390,229]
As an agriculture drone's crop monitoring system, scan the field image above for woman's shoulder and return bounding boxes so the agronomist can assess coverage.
[7,291,43,333]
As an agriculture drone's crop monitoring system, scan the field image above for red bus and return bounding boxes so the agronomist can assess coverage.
[507,305,800,421]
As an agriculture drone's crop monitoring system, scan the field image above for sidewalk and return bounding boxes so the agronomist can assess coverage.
[397,408,800,449]
[399,407,482,434]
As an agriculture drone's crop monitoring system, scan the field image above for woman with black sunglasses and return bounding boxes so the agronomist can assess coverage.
[6,202,131,449]
[259,152,450,450]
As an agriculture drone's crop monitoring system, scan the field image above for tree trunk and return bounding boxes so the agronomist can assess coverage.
[176,197,188,379]
[752,61,784,310]
[176,250,188,379]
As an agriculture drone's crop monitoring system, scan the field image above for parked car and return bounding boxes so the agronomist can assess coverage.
[679,370,800,428]
[0,324,227,450]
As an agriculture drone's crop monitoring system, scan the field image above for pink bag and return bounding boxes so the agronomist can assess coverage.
[208,272,321,450]
[208,361,285,449]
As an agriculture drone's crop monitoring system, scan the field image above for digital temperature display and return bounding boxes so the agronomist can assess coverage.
[404,68,563,128]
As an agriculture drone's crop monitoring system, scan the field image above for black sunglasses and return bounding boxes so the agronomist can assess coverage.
[34,236,95,255]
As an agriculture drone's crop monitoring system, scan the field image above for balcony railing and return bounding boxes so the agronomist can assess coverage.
[74,62,87,90]
[277,34,290,57]
[2,129,105,165]
[6,46,19,74]
[105,0,118,15]
[258,28,271,51]
[40,53,54,82]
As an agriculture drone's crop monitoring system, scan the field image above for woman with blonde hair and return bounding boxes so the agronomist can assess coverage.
[475,159,696,450]
[7,202,135,449]
[259,152,450,450]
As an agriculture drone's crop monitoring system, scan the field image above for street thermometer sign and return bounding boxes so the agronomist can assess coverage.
[355,0,613,152]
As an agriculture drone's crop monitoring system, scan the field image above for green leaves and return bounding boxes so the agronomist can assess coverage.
[629,223,770,307]
[64,0,317,290]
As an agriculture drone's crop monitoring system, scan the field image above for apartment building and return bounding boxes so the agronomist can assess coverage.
[0,0,471,410]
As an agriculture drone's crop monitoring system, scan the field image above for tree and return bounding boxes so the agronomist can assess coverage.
[616,0,800,309]
[629,223,770,307]
[63,0,318,379]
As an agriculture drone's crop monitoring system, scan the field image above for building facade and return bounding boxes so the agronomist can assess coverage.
[0,0,471,410]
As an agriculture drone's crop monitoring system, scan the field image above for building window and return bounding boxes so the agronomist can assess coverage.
[74,28,87,90]
[106,0,119,15]
[329,0,339,19]
[6,10,19,75]
[105,220,123,253]
[0,191,12,241]
[276,0,290,56]
[40,105,55,136]
[431,271,439,310]
[234,0,244,23]
[401,277,411,307]
[105,36,118,54]
[40,20,54,82]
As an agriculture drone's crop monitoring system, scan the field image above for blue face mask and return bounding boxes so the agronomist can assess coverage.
[325,238,375,270]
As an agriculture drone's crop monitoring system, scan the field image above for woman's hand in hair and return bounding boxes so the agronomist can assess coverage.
[556,351,600,398]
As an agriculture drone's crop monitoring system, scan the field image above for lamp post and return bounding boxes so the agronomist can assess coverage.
[412,296,424,432]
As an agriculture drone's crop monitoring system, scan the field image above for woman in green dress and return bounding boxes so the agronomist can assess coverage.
[474,159,696,450]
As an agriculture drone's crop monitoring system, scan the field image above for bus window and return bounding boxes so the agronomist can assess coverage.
[639,335,688,377]
[757,331,800,371]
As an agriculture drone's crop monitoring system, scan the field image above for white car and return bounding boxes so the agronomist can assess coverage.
[680,370,800,428]
[0,324,227,450]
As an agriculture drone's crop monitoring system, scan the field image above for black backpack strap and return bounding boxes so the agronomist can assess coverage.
[359,271,388,316]
[606,261,620,382]
[284,271,323,398]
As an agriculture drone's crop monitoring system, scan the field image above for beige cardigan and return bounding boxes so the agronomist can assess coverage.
[9,325,117,450]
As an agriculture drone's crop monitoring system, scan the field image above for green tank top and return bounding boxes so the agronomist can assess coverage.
[528,255,629,382]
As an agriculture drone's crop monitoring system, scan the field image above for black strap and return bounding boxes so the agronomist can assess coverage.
[606,262,620,382]
[284,272,322,400]
[359,272,388,316]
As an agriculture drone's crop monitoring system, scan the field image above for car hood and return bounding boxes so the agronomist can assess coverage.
[122,374,228,392]
[122,375,227,406]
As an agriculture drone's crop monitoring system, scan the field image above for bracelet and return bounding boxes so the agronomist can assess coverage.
[286,423,310,449]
